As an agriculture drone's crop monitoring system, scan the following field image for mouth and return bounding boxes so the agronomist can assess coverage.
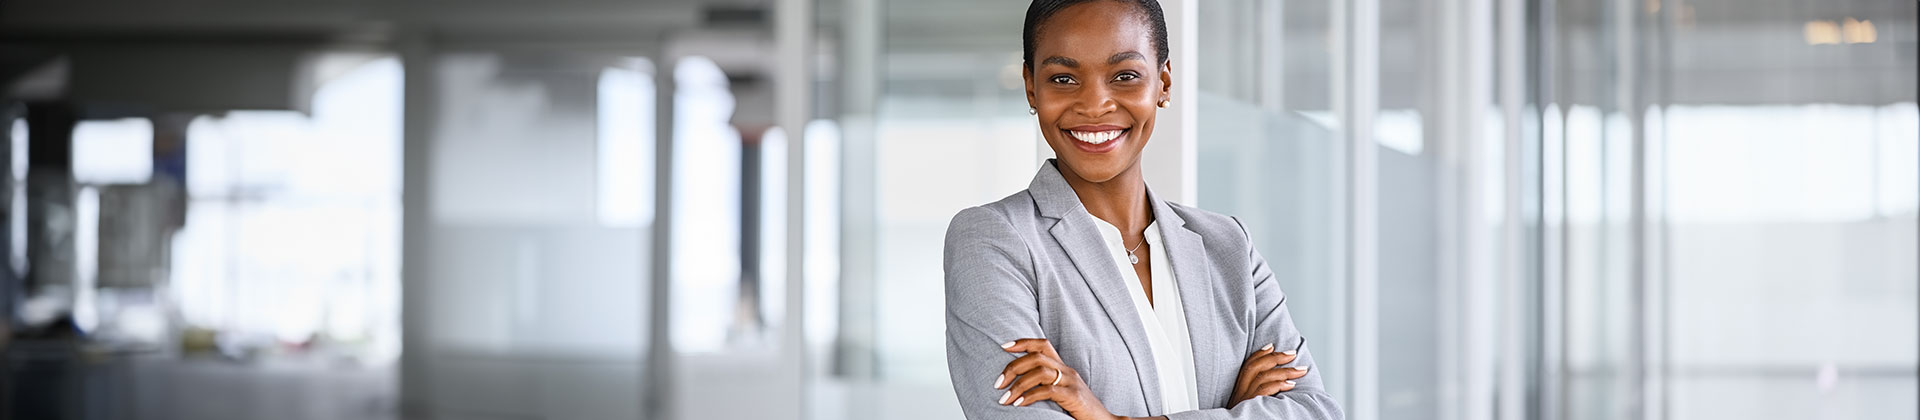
[1067,129,1125,145]
[1062,125,1129,153]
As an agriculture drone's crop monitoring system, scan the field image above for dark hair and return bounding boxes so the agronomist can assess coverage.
[1022,0,1170,70]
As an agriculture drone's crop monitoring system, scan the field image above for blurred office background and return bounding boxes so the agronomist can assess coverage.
[0,0,1911,419]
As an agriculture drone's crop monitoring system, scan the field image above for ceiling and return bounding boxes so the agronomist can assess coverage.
[1,0,1912,108]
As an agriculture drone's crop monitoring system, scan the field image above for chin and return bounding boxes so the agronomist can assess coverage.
[1058,155,1131,183]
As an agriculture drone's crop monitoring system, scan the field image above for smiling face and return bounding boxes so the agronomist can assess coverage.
[1024,1,1172,184]
[1021,1,1167,185]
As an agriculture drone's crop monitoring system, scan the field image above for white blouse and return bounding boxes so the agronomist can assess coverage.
[1091,218,1199,414]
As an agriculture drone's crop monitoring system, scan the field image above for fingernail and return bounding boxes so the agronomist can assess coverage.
[994,375,1006,388]
[1260,343,1274,352]
[1014,397,1025,406]
[1292,366,1309,371]
[1001,341,1016,349]
[1285,380,1297,386]
[1282,349,1298,356]
[1000,390,1011,404]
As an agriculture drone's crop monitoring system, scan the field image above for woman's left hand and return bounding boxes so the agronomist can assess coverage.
[995,338,1161,420]
[1227,341,1311,407]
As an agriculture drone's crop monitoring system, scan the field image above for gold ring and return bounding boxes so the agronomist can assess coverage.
[1051,368,1062,386]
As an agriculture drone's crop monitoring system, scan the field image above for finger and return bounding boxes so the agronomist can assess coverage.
[1273,348,1303,366]
[1002,367,1064,405]
[1253,366,1299,385]
[994,364,1074,389]
[1253,377,1299,394]
[1239,343,1281,378]
[1283,365,1311,380]
[1246,350,1296,371]
[1251,379,1293,396]
[998,352,1061,388]
[1243,342,1276,363]
[1235,343,1279,392]
[1013,384,1062,407]
[1002,338,1061,360]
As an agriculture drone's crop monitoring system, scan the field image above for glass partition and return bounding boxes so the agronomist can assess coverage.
[1194,0,1350,400]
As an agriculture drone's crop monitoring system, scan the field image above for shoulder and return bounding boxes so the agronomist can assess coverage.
[943,191,1043,293]
[944,190,1043,262]
[946,190,1042,240]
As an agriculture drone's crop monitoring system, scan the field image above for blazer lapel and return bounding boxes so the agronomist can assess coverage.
[1150,191,1226,407]
[1029,160,1162,414]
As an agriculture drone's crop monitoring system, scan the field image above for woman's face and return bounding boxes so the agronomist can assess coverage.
[1025,1,1172,184]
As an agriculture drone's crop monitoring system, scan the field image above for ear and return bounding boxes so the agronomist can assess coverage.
[1023,64,1038,109]
[1158,60,1174,103]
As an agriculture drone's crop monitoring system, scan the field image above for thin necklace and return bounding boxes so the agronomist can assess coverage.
[1126,237,1145,265]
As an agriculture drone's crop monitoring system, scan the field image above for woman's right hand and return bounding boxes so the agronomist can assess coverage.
[1228,340,1312,407]
[996,338,1138,420]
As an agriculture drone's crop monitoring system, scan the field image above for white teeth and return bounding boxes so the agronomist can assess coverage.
[1069,129,1124,144]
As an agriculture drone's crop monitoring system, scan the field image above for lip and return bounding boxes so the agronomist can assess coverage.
[1067,124,1127,132]
[1062,125,1129,154]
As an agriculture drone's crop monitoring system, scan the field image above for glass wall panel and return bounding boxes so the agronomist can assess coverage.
[818,1,1034,419]
[1550,1,1919,419]
[412,51,652,420]
[1375,0,1446,417]
[1549,1,1648,418]
[1656,1,1917,417]
[1195,0,1349,399]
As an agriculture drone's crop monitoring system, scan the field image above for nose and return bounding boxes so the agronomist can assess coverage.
[1073,83,1118,118]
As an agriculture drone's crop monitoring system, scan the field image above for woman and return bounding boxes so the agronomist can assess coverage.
[942,1,1344,419]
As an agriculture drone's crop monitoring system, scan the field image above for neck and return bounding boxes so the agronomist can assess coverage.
[1057,161,1153,235]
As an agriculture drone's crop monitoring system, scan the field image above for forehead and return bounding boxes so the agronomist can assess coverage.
[1034,2,1153,58]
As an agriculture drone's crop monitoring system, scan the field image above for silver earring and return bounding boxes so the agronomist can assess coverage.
[1029,107,1037,115]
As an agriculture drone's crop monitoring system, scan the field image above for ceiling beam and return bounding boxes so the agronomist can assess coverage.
[0,0,714,44]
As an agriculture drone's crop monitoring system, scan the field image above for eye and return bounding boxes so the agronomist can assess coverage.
[1049,75,1077,85]
[1114,72,1139,82]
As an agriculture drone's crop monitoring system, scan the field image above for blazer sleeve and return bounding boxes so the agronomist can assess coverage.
[1166,216,1346,420]
[944,206,1076,420]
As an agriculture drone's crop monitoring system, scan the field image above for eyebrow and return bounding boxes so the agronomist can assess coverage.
[1040,52,1147,69]
[1041,56,1079,68]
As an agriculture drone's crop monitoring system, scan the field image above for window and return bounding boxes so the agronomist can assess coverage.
[171,56,402,363]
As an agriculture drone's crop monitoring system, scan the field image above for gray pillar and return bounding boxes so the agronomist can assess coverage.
[775,0,813,417]
[835,0,881,381]
[645,50,678,420]
[398,32,439,420]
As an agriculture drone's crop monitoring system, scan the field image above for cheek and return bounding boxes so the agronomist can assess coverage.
[1126,107,1158,133]
[1032,95,1062,118]
[1124,85,1159,102]
[1037,94,1073,112]
[1033,115,1067,145]
[1033,110,1059,131]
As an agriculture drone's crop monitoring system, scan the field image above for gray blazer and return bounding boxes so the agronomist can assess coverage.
[944,160,1344,420]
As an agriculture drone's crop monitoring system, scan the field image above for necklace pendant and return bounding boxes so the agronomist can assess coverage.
[1128,252,1139,265]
